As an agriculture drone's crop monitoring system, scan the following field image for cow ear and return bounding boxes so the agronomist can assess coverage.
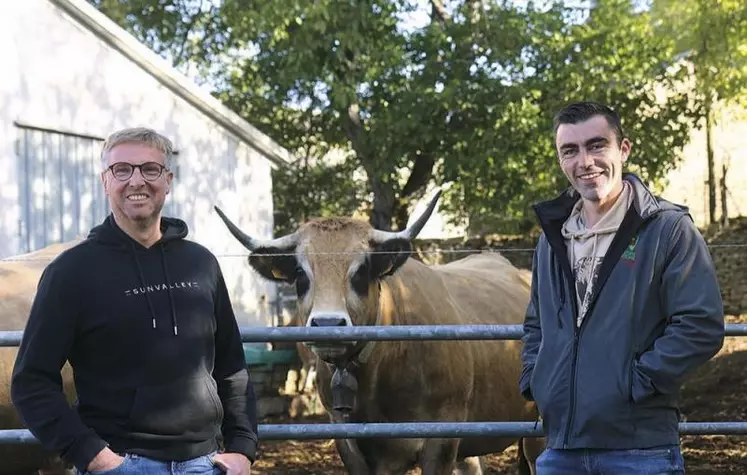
[370,238,412,278]
[248,247,298,282]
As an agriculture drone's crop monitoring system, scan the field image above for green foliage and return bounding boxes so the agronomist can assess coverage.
[651,0,747,109]
[271,154,368,237]
[420,0,696,232]
[89,0,229,73]
[649,0,747,223]
[91,0,720,237]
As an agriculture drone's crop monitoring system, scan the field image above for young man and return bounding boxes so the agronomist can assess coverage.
[11,127,257,474]
[520,101,725,474]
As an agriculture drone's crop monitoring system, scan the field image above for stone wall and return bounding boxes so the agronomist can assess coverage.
[249,361,297,419]
[413,233,539,270]
[704,217,747,315]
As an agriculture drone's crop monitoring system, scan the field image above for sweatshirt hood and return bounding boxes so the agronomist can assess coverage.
[560,181,633,325]
[87,214,188,248]
[87,214,189,335]
[561,181,633,241]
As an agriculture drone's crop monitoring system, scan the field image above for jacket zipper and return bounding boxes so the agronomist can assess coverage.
[564,322,587,447]
[563,278,581,448]
[560,213,643,447]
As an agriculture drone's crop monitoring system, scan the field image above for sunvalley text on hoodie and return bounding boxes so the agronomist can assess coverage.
[11,214,258,472]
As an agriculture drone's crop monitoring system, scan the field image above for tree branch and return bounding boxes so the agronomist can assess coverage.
[401,154,436,198]
[430,0,450,24]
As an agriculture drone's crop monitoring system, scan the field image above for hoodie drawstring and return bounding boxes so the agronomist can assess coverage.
[129,242,179,336]
[160,244,179,335]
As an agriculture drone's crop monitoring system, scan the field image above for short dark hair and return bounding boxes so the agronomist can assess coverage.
[553,101,625,145]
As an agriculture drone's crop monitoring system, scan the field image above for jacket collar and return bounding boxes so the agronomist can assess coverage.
[532,172,672,230]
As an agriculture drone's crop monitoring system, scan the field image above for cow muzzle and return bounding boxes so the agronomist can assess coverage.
[306,312,356,361]
[308,315,349,327]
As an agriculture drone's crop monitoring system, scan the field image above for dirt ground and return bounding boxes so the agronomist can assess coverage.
[251,314,747,474]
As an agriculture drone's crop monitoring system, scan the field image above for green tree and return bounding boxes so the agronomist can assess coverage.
[89,0,228,74]
[90,0,700,236]
[651,0,747,224]
[429,0,696,233]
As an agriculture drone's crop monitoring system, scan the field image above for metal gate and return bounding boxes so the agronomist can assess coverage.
[1,323,746,442]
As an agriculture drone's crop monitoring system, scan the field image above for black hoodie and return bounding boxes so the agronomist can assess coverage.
[11,215,258,471]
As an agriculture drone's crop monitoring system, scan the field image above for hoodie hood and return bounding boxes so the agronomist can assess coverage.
[87,214,189,334]
[87,214,188,248]
[561,181,633,326]
[561,180,632,241]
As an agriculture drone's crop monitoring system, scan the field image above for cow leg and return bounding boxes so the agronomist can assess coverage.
[517,437,545,475]
[420,439,459,475]
[335,438,371,475]
[453,456,484,475]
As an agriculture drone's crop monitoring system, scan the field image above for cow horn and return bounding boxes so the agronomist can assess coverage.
[214,206,297,251]
[370,188,442,243]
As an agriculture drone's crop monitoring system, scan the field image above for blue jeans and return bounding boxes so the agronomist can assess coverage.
[79,451,223,475]
[536,445,685,474]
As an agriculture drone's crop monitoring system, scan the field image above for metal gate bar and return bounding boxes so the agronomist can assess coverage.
[1,323,744,444]
[1,323,746,346]
[1,421,746,444]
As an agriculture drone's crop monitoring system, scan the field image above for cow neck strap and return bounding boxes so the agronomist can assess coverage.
[328,281,384,419]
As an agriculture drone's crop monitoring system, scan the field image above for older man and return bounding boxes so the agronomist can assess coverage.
[12,127,257,475]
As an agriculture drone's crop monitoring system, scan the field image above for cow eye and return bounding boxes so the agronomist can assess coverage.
[350,263,370,296]
[295,267,310,296]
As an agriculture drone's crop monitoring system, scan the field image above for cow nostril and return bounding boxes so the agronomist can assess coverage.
[310,316,348,327]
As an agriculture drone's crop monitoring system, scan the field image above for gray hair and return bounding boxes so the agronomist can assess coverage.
[100,127,174,169]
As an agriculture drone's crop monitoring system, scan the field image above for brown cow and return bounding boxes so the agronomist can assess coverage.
[0,240,81,475]
[214,191,544,475]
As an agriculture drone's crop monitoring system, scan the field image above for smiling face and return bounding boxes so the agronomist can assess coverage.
[101,141,173,229]
[556,114,631,210]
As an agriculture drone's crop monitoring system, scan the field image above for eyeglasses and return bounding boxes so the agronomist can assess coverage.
[106,162,167,182]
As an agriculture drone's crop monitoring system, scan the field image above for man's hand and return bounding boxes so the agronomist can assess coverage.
[213,452,252,474]
[87,447,125,472]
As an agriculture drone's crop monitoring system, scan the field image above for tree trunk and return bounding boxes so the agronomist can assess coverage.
[393,153,437,230]
[369,178,397,231]
[367,1,451,231]
[340,103,397,230]
[705,102,716,225]
[720,162,728,228]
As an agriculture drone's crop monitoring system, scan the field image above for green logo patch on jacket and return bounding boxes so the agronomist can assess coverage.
[621,235,638,262]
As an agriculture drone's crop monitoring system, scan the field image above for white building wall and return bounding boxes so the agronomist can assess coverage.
[0,0,279,326]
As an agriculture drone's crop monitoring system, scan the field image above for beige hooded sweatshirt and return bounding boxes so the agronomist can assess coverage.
[561,181,633,327]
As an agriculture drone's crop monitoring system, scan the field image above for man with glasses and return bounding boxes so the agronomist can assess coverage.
[11,127,257,474]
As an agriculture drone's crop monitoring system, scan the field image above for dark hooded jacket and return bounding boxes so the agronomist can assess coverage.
[11,215,258,471]
[520,173,724,449]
